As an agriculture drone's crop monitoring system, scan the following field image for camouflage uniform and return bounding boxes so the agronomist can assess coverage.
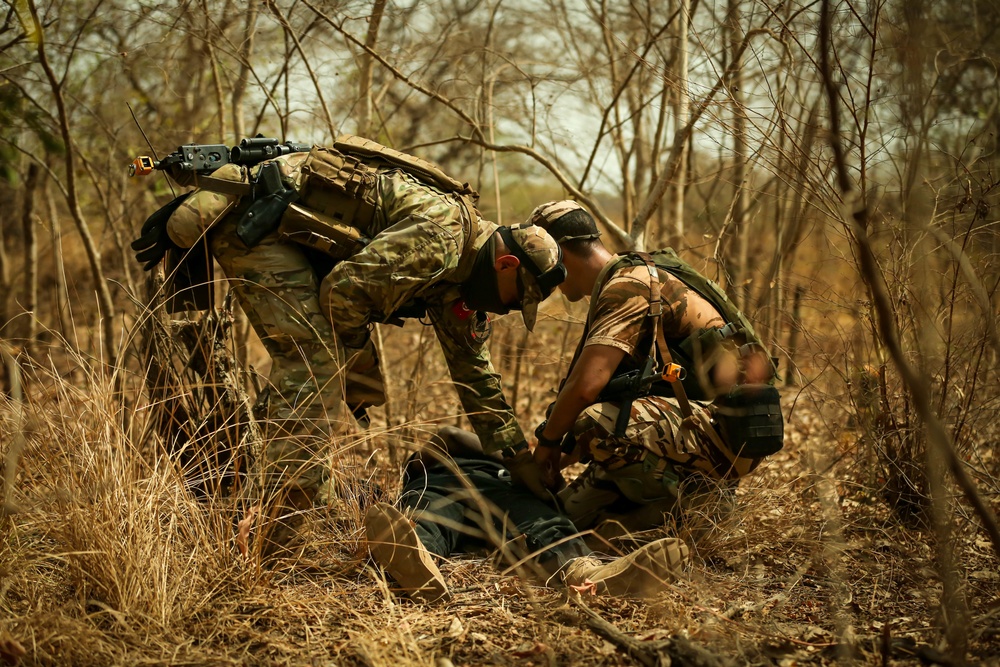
[559,259,762,537]
[162,152,560,514]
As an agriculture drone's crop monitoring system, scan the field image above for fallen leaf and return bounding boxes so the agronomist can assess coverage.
[446,617,463,638]
[512,641,547,658]
[237,505,260,558]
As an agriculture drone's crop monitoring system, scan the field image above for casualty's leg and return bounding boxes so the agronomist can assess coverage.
[560,537,690,598]
[365,503,451,603]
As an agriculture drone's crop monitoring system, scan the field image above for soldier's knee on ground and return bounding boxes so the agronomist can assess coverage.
[559,465,622,530]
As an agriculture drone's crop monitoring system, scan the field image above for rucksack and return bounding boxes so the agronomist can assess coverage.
[281,136,481,258]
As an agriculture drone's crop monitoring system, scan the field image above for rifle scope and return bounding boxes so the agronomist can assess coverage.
[230,138,310,165]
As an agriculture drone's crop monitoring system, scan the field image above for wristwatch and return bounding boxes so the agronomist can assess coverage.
[534,421,562,449]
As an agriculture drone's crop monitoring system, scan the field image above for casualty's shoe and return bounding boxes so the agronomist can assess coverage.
[562,537,690,598]
[365,503,451,603]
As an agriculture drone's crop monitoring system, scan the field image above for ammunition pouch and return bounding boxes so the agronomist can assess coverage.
[711,384,783,458]
[266,146,379,259]
[297,147,378,232]
[278,203,370,260]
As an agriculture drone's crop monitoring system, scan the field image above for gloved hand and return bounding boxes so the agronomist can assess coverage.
[131,192,192,270]
[504,445,562,504]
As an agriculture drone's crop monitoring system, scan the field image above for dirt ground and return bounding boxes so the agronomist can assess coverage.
[2,313,999,667]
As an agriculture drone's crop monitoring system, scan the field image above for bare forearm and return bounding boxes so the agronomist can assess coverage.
[540,344,625,441]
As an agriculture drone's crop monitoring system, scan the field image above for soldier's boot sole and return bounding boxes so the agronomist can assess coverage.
[365,503,451,603]
[566,537,690,598]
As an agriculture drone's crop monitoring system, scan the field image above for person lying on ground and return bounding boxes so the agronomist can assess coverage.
[364,426,689,603]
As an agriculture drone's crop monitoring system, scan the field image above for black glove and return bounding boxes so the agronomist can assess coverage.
[131,192,192,271]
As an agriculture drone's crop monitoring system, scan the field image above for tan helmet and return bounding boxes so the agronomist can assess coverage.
[498,223,565,331]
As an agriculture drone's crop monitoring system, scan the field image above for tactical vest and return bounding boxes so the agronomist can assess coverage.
[278,135,481,260]
[597,249,776,402]
[592,250,783,458]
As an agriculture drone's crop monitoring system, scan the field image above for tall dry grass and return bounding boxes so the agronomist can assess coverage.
[1,241,998,665]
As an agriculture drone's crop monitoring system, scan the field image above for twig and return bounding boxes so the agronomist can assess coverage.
[569,595,733,667]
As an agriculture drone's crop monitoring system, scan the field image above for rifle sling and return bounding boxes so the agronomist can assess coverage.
[193,173,253,197]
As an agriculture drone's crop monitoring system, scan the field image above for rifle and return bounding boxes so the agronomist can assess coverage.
[130,136,312,247]
[129,136,311,178]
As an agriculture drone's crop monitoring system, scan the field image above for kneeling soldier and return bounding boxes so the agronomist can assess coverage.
[522,201,784,541]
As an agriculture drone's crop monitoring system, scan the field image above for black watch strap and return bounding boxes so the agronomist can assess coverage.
[501,441,529,459]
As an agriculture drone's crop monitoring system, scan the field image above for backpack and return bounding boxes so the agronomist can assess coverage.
[280,136,480,258]
[599,250,783,458]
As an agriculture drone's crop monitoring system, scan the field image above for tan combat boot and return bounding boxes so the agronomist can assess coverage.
[365,503,451,603]
[562,537,690,598]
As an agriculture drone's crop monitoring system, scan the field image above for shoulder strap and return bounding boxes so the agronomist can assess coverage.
[633,252,695,421]
[649,248,763,347]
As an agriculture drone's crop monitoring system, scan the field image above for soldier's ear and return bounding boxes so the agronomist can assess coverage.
[494,254,520,273]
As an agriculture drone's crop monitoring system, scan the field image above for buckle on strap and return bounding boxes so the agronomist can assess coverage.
[642,257,663,318]
[719,322,738,339]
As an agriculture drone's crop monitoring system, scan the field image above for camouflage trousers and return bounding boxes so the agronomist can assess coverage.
[209,214,362,500]
[560,395,759,541]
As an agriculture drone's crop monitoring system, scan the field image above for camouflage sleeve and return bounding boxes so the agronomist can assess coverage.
[430,303,525,453]
[320,213,465,348]
[585,265,653,357]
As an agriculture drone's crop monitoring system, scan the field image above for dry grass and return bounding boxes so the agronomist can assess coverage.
[1,301,999,667]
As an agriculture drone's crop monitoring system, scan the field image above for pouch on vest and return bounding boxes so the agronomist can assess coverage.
[295,146,378,237]
[278,203,371,260]
[711,384,783,458]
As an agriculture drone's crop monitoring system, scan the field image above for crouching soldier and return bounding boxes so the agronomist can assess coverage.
[364,426,689,602]
[522,201,784,542]
[131,136,565,557]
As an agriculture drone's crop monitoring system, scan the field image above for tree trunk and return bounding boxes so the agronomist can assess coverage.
[28,0,118,370]
[20,164,41,358]
[358,0,387,137]
[727,0,750,308]
[44,182,72,358]
[671,0,690,246]
[231,3,258,141]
